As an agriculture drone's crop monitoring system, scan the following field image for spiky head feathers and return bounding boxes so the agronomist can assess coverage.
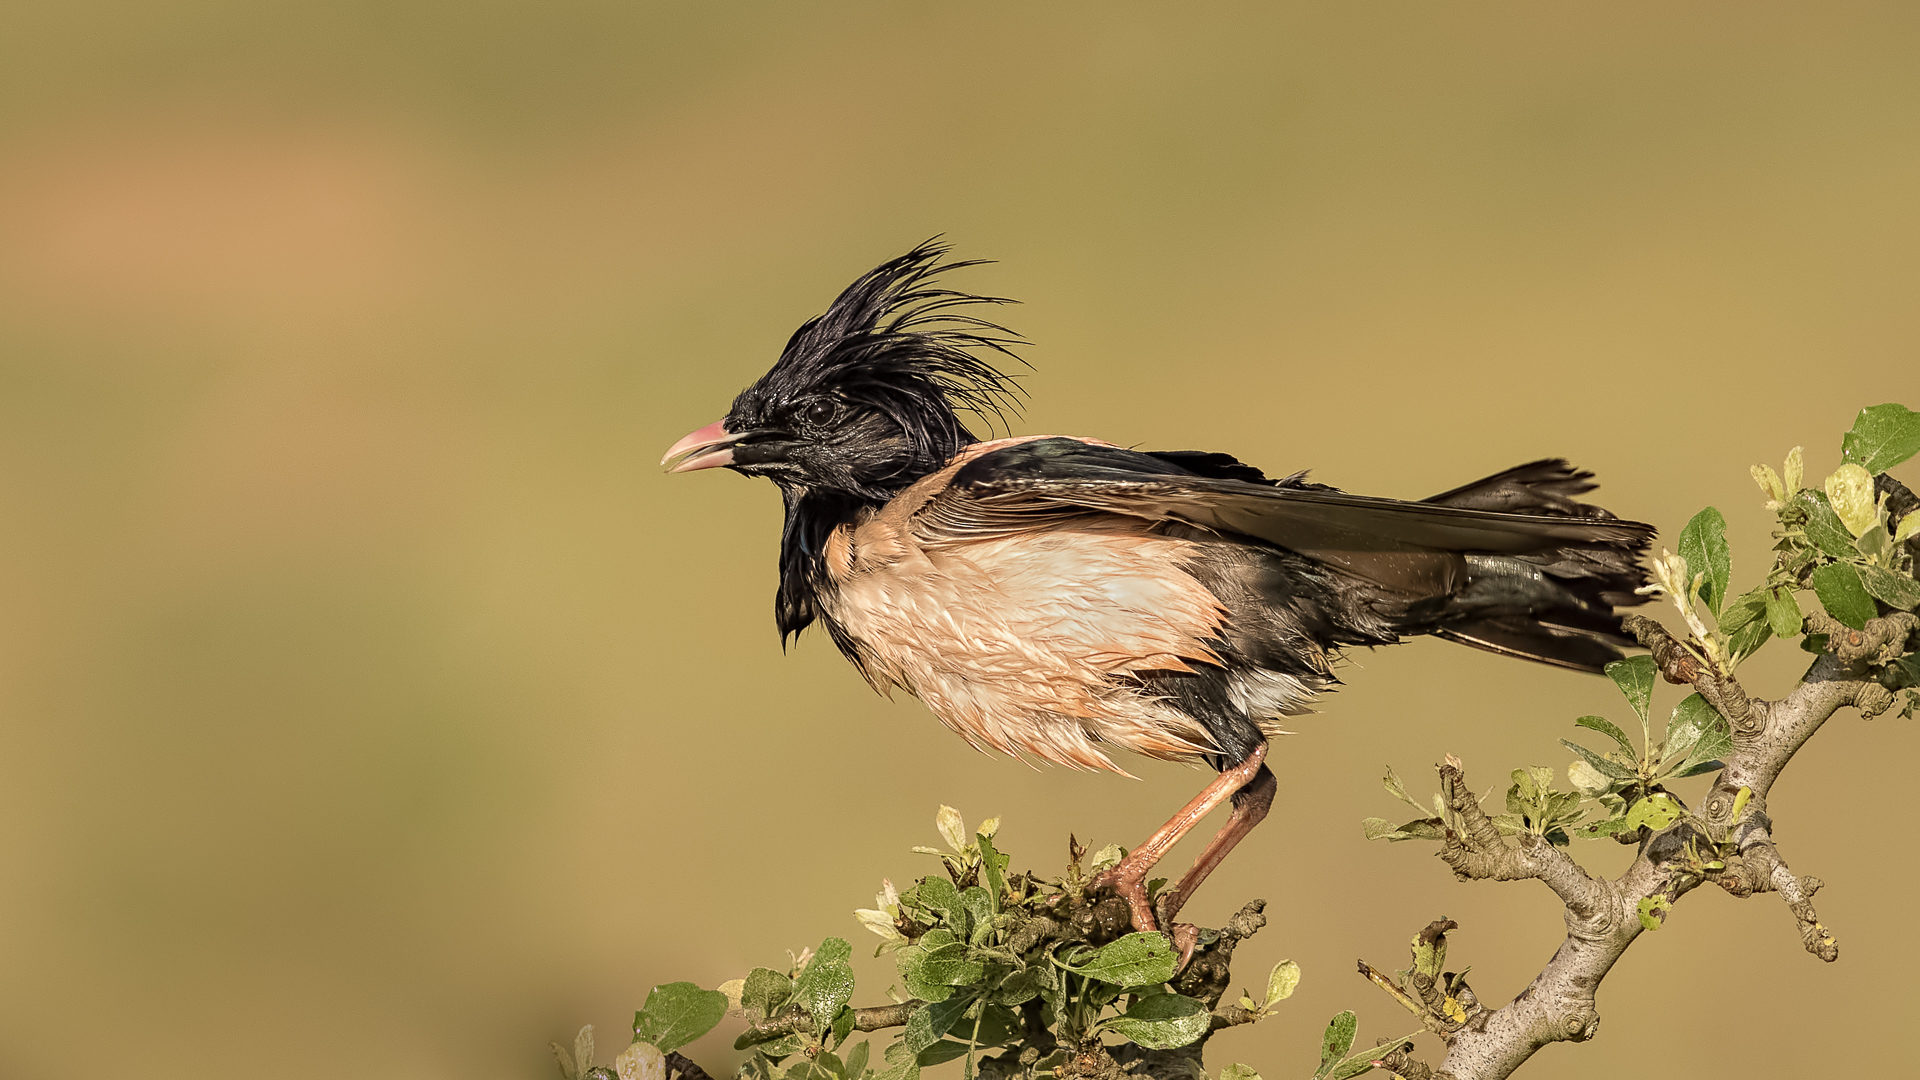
[722,241,1024,500]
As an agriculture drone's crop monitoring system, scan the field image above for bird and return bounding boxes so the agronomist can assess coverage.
[662,241,1653,947]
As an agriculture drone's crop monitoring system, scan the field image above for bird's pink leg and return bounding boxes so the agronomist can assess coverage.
[1153,763,1276,927]
[1085,740,1269,935]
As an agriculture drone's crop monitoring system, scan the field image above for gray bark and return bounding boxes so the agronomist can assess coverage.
[1397,610,1915,1080]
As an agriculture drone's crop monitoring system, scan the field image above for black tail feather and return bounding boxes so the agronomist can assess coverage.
[1417,459,1652,673]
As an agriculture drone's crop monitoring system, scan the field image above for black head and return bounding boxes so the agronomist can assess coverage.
[662,240,1023,503]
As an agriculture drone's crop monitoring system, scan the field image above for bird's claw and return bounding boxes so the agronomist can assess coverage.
[1167,923,1201,971]
[1081,868,1203,973]
[1084,863,1158,934]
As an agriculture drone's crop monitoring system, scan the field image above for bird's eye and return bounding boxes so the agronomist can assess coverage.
[801,399,838,426]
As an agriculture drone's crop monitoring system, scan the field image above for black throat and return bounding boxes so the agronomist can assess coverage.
[774,484,874,645]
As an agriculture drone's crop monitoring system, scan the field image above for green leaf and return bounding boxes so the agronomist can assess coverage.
[1766,587,1804,639]
[1360,817,1397,840]
[734,1030,806,1055]
[1055,932,1178,987]
[960,888,994,945]
[1637,895,1672,931]
[1086,843,1125,876]
[1825,464,1879,537]
[1662,694,1715,765]
[1489,811,1527,836]
[924,994,976,1045]
[1810,562,1879,630]
[1726,615,1771,664]
[971,1003,1022,1048]
[614,1044,665,1080]
[914,1042,970,1067]
[1264,959,1301,1008]
[878,1039,919,1080]
[1887,654,1920,690]
[935,806,969,852]
[986,963,1049,1006]
[1529,765,1555,800]
[1566,759,1612,795]
[1624,794,1683,832]
[1605,656,1657,731]
[1681,707,1731,771]
[1361,816,1444,842]
[1410,929,1446,981]
[1841,402,1920,474]
[1795,490,1860,559]
[794,939,856,1035]
[1100,993,1211,1049]
[975,833,1009,912]
[845,1042,871,1080]
[1578,815,1635,839]
[1381,767,1420,809]
[1679,507,1731,616]
[1397,819,1447,840]
[741,968,793,1022]
[917,938,985,989]
[1857,523,1891,561]
[1896,510,1920,546]
[913,877,962,931]
[1858,563,1920,611]
[566,1025,593,1080]
[1574,715,1636,757]
[812,937,853,968]
[1506,768,1538,814]
[792,1056,841,1080]
[829,1008,857,1051]
[1218,1066,1263,1080]
[1560,739,1637,781]
[1718,585,1769,636]
[899,1003,944,1057]
[1314,1011,1359,1080]
[632,982,730,1053]
[897,932,977,1003]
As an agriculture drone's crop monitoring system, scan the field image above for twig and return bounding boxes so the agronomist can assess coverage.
[1624,614,1761,734]
[666,1052,715,1080]
[1355,960,1456,1039]
[737,1000,925,1045]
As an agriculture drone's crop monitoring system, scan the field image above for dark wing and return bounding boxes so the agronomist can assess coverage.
[942,438,1650,592]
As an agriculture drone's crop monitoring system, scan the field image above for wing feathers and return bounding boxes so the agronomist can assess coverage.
[950,439,1651,555]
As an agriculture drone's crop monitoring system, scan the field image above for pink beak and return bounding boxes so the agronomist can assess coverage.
[661,419,740,473]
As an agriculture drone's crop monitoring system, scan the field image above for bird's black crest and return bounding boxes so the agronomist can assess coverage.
[736,239,1025,472]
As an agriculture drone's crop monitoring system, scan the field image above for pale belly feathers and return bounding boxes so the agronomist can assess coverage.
[814,441,1312,773]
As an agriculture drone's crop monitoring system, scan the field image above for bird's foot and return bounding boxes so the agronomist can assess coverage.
[1081,867,1203,973]
[1084,859,1158,934]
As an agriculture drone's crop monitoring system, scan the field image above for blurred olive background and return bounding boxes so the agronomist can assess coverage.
[2,3,1918,1078]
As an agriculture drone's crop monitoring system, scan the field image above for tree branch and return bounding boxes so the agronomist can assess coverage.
[1409,605,1915,1079]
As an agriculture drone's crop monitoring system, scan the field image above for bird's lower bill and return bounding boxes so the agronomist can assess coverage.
[661,420,738,473]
